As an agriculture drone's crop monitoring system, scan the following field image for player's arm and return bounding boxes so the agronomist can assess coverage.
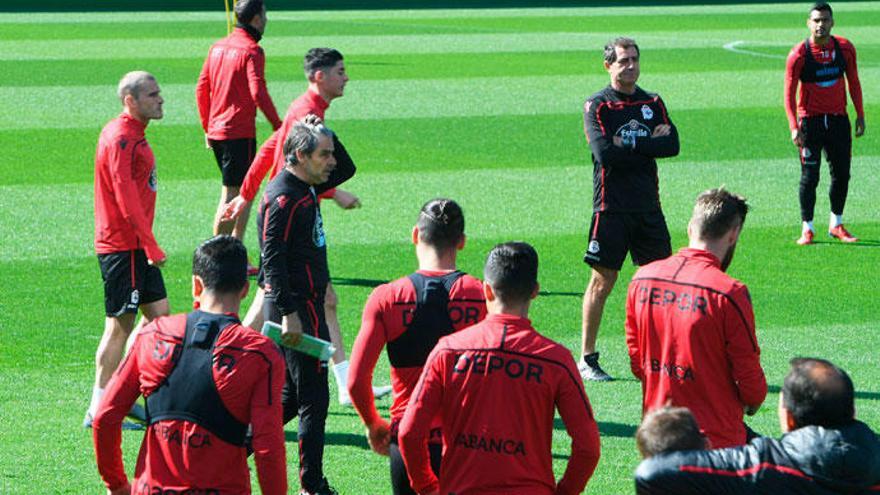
[247,48,282,130]
[554,357,601,495]
[583,99,639,169]
[93,334,144,493]
[398,347,447,494]
[249,344,288,495]
[226,130,280,221]
[108,140,164,264]
[724,285,767,414]
[261,194,303,320]
[315,134,357,194]
[843,42,865,137]
[624,282,645,380]
[633,97,679,158]
[195,54,212,134]
[784,46,805,143]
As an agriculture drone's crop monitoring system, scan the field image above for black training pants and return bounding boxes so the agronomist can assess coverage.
[798,114,852,222]
[389,435,442,495]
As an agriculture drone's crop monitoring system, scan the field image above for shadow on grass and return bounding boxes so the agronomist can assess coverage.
[285,430,370,449]
[768,384,880,401]
[809,239,880,247]
[554,417,637,438]
[333,276,582,297]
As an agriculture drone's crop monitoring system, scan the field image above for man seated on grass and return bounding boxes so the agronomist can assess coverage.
[635,357,880,494]
[636,406,707,459]
[93,236,286,495]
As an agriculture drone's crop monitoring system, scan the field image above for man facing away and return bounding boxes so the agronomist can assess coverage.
[625,187,767,448]
[88,71,170,429]
[348,198,487,495]
[400,242,601,495]
[196,0,282,244]
[93,235,286,495]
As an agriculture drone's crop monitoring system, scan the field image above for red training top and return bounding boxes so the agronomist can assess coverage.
[784,36,864,130]
[625,248,767,448]
[239,89,331,202]
[399,314,601,495]
[348,270,487,430]
[94,113,163,262]
[93,312,287,494]
[196,27,282,140]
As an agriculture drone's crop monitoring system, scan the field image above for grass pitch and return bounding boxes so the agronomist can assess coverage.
[1,3,879,493]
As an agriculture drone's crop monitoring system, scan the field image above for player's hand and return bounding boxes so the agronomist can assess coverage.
[108,482,131,495]
[204,134,211,149]
[366,419,391,456]
[281,313,303,346]
[791,128,805,147]
[651,124,671,137]
[223,195,248,221]
[146,246,167,268]
[855,117,866,137]
[148,256,166,268]
[302,114,324,127]
[333,189,361,209]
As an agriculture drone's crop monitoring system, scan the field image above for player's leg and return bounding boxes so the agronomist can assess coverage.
[214,185,239,236]
[580,212,625,382]
[630,211,673,267]
[797,117,822,244]
[389,437,418,495]
[826,115,857,242]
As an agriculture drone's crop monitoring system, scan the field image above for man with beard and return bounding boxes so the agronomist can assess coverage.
[624,188,767,449]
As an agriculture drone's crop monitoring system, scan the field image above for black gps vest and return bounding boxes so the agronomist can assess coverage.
[386,271,465,368]
[145,311,248,447]
[800,36,846,84]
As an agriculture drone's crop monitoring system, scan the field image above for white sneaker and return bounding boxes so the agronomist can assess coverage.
[372,385,393,399]
[338,389,352,407]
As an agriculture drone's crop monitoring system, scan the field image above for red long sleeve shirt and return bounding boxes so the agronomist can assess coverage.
[196,26,282,140]
[625,248,767,448]
[93,312,287,494]
[239,89,330,202]
[94,113,164,262]
[399,314,601,495]
[348,270,487,429]
[784,36,864,130]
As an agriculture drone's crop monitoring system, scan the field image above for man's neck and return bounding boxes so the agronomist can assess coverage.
[611,81,636,95]
[285,165,314,186]
[687,239,724,263]
[198,294,241,316]
[308,83,333,105]
[123,108,148,126]
[811,34,831,47]
[487,301,530,319]
[416,246,457,272]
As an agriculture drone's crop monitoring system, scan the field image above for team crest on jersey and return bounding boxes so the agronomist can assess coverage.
[276,195,288,209]
[313,207,326,248]
[641,104,654,120]
[131,289,140,304]
[148,168,158,192]
[802,148,811,159]
[588,240,600,254]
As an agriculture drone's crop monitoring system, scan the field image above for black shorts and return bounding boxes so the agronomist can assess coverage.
[583,211,671,271]
[210,138,257,187]
[98,249,167,317]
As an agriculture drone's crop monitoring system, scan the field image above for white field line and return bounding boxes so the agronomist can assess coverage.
[723,40,787,60]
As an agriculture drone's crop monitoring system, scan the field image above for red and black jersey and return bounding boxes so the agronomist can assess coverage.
[583,85,679,213]
[257,159,355,316]
[785,35,864,130]
[348,270,487,431]
[94,113,163,262]
[92,310,287,494]
[239,90,331,203]
[625,248,767,448]
[398,314,601,495]
[196,25,282,140]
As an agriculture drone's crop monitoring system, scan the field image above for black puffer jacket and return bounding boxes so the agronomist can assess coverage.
[635,420,880,494]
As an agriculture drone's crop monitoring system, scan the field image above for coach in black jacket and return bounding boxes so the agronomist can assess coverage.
[635,357,880,494]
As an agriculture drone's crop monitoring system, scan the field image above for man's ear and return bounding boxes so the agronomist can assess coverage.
[483,281,496,303]
[456,234,466,251]
[239,280,250,302]
[192,275,204,300]
[412,226,419,246]
[530,282,540,300]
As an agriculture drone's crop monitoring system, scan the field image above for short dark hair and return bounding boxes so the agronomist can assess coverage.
[604,37,640,64]
[689,187,749,240]
[417,198,465,250]
[810,1,833,17]
[783,357,854,429]
[304,48,344,78]
[483,242,538,304]
[283,120,334,166]
[192,235,248,294]
[636,407,706,458]
[234,0,264,24]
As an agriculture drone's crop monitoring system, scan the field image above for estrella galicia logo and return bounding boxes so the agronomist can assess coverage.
[313,208,326,248]
[616,119,650,146]
[148,167,158,192]
[641,104,653,120]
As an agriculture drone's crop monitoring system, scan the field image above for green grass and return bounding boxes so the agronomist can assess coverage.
[1,3,879,494]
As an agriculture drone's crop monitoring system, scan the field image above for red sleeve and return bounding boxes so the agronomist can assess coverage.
[725,286,767,409]
[784,45,805,130]
[239,129,279,202]
[348,287,388,427]
[624,281,645,381]
[318,188,337,200]
[843,41,864,119]
[398,347,445,494]
[248,48,282,130]
[554,356,601,495]
[93,336,143,491]
[196,54,211,133]
[109,140,163,262]
[250,346,288,495]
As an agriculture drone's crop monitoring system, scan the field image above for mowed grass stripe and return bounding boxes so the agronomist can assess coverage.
[3,156,879,263]
[3,25,879,61]
[4,68,879,130]
[3,107,879,186]
[7,10,880,41]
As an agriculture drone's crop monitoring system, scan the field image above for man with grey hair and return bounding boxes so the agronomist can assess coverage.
[257,117,354,495]
[636,406,707,459]
[88,70,169,429]
[625,188,767,449]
